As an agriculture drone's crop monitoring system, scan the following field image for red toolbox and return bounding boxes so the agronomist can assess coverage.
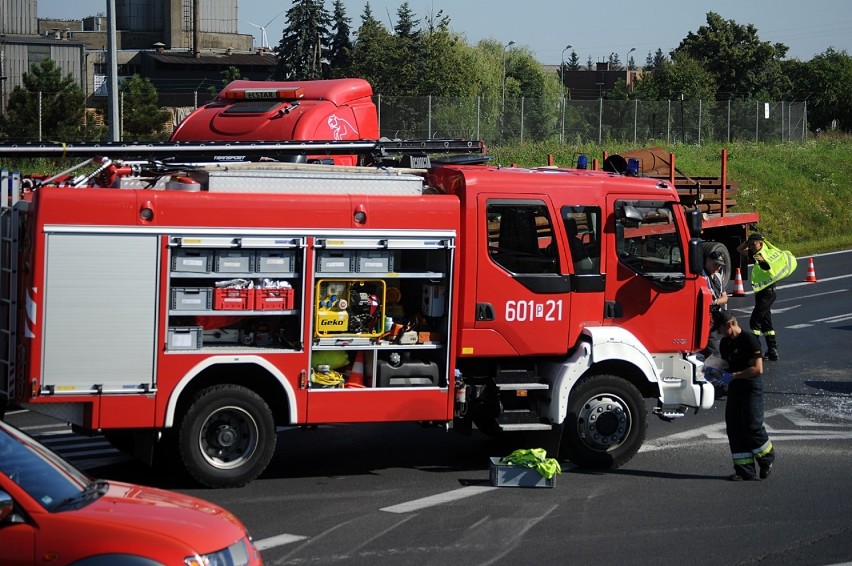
[214,287,254,310]
[255,287,294,310]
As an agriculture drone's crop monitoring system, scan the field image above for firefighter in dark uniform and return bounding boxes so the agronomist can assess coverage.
[718,311,775,481]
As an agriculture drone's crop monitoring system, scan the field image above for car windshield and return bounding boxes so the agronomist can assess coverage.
[0,421,93,510]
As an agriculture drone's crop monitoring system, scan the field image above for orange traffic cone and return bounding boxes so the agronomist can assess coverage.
[804,257,818,282]
[347,351,366,388]
[731,268,746,296]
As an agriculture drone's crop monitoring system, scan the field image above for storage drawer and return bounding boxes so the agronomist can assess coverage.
[215,250,253,273]
[171,249,212,273]
[256,250,295,273]
[356,250,396,273]
[377,358,439,387]
[255,288,294,310]
[171,287,212,311]
[316,250,354,272]
[214,287,254,310]
[167,326,203,350]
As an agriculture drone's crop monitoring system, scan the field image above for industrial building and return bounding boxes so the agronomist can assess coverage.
[2,0,274,110]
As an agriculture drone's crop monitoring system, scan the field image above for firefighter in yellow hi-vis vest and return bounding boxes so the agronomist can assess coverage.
[736,232,797,361]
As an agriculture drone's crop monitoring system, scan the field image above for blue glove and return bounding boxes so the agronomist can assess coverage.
[720,371,733,384]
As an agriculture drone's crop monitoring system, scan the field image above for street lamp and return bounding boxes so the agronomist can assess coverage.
[502,40,516,111]
[625,47,636,71]
[560,44,572,92]
[560,44,572,143]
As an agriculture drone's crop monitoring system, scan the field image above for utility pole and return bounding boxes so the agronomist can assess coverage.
[107,0,119,141]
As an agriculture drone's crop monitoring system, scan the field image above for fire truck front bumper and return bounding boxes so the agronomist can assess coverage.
[654,353,715,418]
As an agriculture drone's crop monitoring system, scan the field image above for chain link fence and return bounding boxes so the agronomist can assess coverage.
[375,96,809,144]
[4,91,808,144]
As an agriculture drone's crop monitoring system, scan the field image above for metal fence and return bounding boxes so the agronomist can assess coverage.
[375,96,809,144]
[3,92,808,145]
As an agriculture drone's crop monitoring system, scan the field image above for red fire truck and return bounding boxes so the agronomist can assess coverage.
[1,137,716,488]
[0,79,740,488]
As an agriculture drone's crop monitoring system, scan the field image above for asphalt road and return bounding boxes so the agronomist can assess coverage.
[7,249,852,566]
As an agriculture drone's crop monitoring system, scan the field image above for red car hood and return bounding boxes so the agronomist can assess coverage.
[71,480,247,548]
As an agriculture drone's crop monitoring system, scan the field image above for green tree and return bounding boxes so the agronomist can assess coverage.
[418,9,473,97]
[634,52,717,102]
[120,75,173,140]
[784,48,852,132]
[674,12,790,99]
[273,0,333,80]
[350,3,394,93]
[502,44,561,141]
[566,51,581,72]
[327,0,353,77]
[385,2,420,95]
[208,66,241,97]
[0,58,96,141]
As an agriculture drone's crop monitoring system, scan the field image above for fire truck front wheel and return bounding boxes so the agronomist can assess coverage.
[560,374,647,469]
[178,384,276,488]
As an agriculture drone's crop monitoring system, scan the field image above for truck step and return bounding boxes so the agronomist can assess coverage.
[494,366,537,384]
[496,382,549,391]
[498,423,553,431]
[653,406,688,420]
[497,410,552,431]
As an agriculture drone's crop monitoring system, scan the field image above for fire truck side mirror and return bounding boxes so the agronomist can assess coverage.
[688,238,704,275]
[685,209,702,238]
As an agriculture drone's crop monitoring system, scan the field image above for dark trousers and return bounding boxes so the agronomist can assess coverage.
[726,376,774,478]
[750,285,777,350]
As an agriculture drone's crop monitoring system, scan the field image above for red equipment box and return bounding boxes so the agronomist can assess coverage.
[255,288,295,310]
[214,287,254,310]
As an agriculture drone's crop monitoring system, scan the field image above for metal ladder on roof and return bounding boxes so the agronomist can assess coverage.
[1,169,22,410]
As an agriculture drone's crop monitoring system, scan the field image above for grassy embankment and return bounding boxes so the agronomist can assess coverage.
[488,137,852,257]
[3,138,851,256]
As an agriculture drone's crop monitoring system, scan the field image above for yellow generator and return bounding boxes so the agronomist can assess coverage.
[315,279,386,337]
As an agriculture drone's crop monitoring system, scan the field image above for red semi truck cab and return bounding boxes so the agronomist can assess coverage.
[170,78,379,166]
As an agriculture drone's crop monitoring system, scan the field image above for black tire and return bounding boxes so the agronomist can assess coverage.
[702,241,731,289]
[177,384,276,488]
[559,374,647,469]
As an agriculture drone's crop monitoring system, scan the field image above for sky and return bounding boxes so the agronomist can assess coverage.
[37,0,852,64]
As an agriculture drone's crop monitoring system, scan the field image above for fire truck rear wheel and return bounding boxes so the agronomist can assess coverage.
[560,374,647,469]
[178,384,276,488]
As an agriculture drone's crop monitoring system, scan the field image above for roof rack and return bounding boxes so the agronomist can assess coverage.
[0,139,487,167]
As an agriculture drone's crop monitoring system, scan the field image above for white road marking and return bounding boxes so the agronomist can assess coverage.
[811,313,852,323]
[253,533,309,551]
[779,275,852,289]
[640,407,852,452]
[380,485,497,514]
[775,289,848,303]
[786,312,852,329]
[770,305,801,314]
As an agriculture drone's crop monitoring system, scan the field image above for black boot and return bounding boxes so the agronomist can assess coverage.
[765,335,779,361]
